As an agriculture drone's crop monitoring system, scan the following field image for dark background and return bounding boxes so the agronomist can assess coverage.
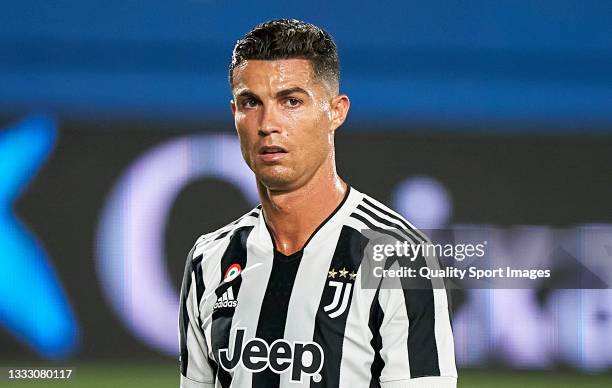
[3,123,611,360]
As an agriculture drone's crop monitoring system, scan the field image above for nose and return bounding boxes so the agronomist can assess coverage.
[258,103,282,136]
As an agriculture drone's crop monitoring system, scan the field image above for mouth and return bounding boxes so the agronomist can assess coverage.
[258,145,288,163]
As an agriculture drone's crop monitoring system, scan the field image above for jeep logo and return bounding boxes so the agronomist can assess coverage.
[218,328,324,383]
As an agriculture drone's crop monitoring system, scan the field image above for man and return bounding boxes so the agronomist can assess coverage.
[179,19,457,387]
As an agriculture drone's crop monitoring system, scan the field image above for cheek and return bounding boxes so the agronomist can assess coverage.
[309,111,332,144]
[315,99,332,121]
[235,131,250,162]
[235,115,256,142]
[234,111,250,130]
[295,120,331,159]
[235,127,255,163]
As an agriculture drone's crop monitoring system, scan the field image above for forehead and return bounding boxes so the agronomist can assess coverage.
[232,59,320,93]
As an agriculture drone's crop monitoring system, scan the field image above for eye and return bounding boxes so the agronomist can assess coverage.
[240,98,260,108]
[284,97,302,108]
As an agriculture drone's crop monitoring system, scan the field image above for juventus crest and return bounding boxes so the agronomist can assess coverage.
[323,267,357,318]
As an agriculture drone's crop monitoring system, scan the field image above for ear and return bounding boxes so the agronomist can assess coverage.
[330,94,350,132]
[230,99,237,116]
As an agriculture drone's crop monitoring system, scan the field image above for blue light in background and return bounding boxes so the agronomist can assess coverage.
[0,116,79,359]
[1,1,611,130]
[392,176,452,229]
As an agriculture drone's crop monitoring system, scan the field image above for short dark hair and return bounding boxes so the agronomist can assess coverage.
[229,19,339,92]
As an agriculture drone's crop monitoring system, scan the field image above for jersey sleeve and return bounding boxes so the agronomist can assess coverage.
[374,258,458,388]
[178,245,215,388]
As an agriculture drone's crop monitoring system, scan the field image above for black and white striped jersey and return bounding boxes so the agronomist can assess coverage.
[179,187,457,388]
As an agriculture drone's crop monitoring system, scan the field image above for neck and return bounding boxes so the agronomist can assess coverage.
[258,165,347,256]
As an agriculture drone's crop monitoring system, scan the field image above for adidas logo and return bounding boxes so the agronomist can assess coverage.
[214,287,237,309]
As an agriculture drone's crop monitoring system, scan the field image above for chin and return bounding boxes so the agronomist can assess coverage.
[256,167,297,190]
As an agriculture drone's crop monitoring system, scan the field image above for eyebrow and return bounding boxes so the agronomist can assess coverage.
[235,90,260,100]
[234,87,310,100]
[276,87,310,98]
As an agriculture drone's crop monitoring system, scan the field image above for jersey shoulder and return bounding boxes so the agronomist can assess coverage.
[348,189,428,243]
[189,205,262,263]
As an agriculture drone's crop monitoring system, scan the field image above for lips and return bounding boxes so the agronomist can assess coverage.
[259,145,287,154]
[258,145,288,163]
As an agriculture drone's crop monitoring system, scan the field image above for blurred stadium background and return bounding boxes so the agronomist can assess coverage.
[1,1,611,387]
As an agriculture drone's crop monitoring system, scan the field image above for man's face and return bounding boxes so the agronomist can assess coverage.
[230,59,347,191]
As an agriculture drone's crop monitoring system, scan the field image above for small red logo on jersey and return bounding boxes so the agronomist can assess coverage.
[224,264,242,282]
